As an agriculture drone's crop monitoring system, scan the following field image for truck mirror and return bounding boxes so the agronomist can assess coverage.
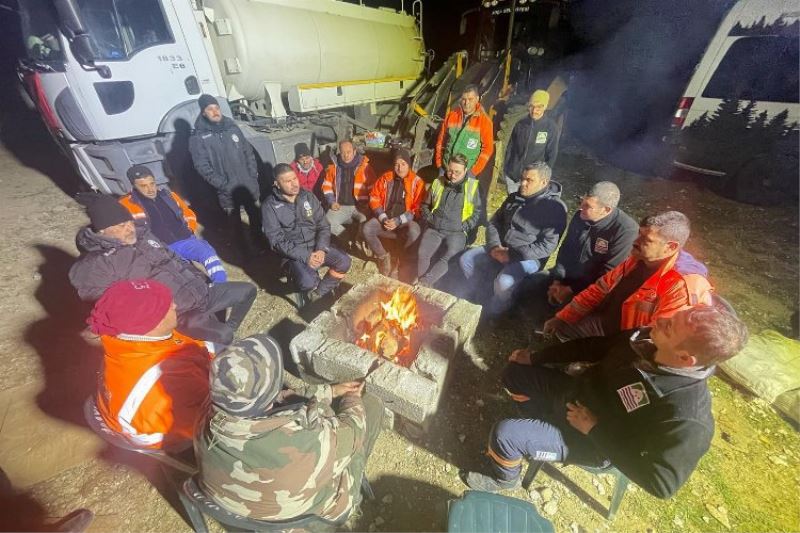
[53,0,112,79]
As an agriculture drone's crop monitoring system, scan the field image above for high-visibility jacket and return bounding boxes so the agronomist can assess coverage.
[368,170,425,224]
[96,331,211,449]
[321,154,376,206]
[429,176,480,222]
[435,103,494,175]
[119,189,198,233]
[556,250,713,330]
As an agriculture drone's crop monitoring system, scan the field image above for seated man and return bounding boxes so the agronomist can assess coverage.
[416,153,482,287]
[544,211,713,341]
[263,163,351,302]
[524,181,637,326]
[463,305,749,499]
[88,279,211,449]
[364,148,425,276]
[459,162,567,316]
[69,194,256,345]
[120,164,227,283]
[321,139,376,238]
[290,142,324,199]
[196,333,384,524]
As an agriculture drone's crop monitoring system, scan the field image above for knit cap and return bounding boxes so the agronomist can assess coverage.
[198,94,219,112]
[88,279,173,336]
[86,194,133,232]
[530,90,550,109]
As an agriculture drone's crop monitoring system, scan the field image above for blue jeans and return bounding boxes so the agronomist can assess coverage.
[459,246,539,315]
[288,247,352,295]
[169,237,227,283]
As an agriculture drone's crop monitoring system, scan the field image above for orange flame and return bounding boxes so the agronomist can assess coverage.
[356,287,419,365]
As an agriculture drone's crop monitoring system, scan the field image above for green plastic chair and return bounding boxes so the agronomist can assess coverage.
[448,490,555,533]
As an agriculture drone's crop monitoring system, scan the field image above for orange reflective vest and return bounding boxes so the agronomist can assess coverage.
[556,251,713,330]
[368,170,425,221]
[96,331,211,449]
[435,103,495,176]
[321,155,376,204]
[119,190,198,233]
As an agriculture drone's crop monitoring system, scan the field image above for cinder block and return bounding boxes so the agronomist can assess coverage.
[289,328,327,369]
[311,339,377,383]
[442,298,482,348]
[366,363,437,424]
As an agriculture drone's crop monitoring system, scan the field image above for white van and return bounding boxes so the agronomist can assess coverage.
[670,0,799,204]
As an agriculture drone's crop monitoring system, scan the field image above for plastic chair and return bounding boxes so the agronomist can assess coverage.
[82,397,197,475]
[179,476,343,533]
[448,490,554,533]
[522,460,629,520]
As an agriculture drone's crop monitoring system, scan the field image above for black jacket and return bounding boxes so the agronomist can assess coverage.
[420,176,483,234]
[262,188,331,263]
[68,226,210,313]
[534,330,715,499]
[485,181,567,262]
[189,115,259,208]
[551,208,639,292]
[503,114,560,181]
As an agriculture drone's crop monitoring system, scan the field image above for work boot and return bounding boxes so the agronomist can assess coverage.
[301,289,323,307]
[461,469,521,492]
[377,254,392,276]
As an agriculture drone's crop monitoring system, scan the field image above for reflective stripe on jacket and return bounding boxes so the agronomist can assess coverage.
[435,103,494,175]
[430,176,480,222]
[96,331,211,449]
[321,154,376,205]
[556,250,713,330]
[119,189,198,232]
[368,170,425,223]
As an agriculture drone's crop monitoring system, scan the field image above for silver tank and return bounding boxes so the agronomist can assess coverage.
[204,0,425,102]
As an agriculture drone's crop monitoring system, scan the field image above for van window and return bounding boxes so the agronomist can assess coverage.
[703,36,799,103]
[77,0,174,61]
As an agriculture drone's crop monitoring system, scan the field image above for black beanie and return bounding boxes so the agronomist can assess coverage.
[294,142,312,160]
[126,164,154,184]
[87,195,133,232]
[393,147,412,167]
[198,94,219,112]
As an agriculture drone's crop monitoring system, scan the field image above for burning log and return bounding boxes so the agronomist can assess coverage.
[356,287,418,366]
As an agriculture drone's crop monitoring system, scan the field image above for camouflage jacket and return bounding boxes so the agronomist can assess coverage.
[195,383,366,522]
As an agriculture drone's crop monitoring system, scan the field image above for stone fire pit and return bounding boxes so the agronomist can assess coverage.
[290,274,481,429]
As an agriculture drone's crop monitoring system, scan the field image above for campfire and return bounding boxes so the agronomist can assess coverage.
[356,287,418,366]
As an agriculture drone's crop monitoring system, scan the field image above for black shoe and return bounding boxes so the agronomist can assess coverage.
[377,254,392,276]
[302,289,323,307]
[460,469,521,492]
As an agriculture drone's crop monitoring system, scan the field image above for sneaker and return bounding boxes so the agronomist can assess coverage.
[460,469,521,492]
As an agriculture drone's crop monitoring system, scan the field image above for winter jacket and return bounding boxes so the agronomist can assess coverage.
[96,331,210,449]
[531,329,716,499]
[189,115,259,209]
[321,153,376,207]
[196,383,366,521]
[69,225,210,313]
[551,209,639,293]
[262,188,331,263]
[420,176,482,234]
[368,170,426,225]
[291,159,324,197]
[503,114,560,180]
[485,181,568,262]
[119,188,198,233]
[435,103,495,175]
[557,250,713,330]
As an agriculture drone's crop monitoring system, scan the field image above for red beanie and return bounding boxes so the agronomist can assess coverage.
[88,279,173,336]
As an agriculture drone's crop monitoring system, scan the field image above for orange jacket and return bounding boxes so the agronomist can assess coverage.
[368,170,425,223]
[321,154,376,205]
[556,251,713,330]
[96,331,211,450]
[435,103,495,176]
[119,190,198,232]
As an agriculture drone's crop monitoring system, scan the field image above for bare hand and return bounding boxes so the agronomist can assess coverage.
[384,219,398,231]
[542,317,564,338]
[508,348,532,365]
[566,401,597,435]
[332,381,365,398]
[308,250,324,268]
[547,282,574,305]
[489,246,510,264]
[331,202,341,211]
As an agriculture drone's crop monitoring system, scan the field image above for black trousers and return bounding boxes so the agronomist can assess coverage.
[177,281,257,345]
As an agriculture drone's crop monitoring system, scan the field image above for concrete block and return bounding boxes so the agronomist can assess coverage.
[366,363,437,424]
[412,347,449,389]
[289,327,327,369]
[382,406,395,430]
[442,298,482,348]
[310,339,377,383]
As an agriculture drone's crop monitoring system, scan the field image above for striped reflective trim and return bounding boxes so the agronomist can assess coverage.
[117,362,165,447]
[203,255,221,266]
[507,391,530,403]
[207,266,226,275]
[131,213,147,219]
[204,341,217,355]
[486,445,522,469]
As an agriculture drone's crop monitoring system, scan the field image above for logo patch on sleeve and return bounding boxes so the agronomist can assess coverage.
[594,238,609,254]
[617,382,650,413]
[466,138,479,149]
[535,131,548,144]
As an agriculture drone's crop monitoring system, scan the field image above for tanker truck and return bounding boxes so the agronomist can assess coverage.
[16,0,426,194]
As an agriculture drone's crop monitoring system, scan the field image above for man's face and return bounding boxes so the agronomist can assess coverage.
[579,196,611,222]
[297,154,313,170]
[460,90,479,115]
[100,220,136,245]
[394,158,410,178]
[528,98,546,120]
[650,310,694,367]
[339,142,356,164]
[518,170,547,197]
[202,104,222,123]
[276,170,300,197]
[446,162,467,184]
[631,226,677,263]
[151,302,178,335]
[133,176,158,200]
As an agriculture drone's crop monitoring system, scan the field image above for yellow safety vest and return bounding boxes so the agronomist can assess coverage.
[430,177,479,222]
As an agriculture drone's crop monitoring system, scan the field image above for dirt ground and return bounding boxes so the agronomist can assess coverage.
[0,102,798,533]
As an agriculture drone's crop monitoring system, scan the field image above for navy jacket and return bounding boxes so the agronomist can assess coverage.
[503,114,560,180]
[262,188,331,263]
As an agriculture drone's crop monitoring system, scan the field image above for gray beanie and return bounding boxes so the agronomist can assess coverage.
[210,334,283,418]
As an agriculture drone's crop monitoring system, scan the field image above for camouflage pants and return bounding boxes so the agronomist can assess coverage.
[345,392,384,502]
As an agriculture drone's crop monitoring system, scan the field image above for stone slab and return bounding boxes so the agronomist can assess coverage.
[310,339,377,383]
[366,363,437,424]
[442,298,482,348]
